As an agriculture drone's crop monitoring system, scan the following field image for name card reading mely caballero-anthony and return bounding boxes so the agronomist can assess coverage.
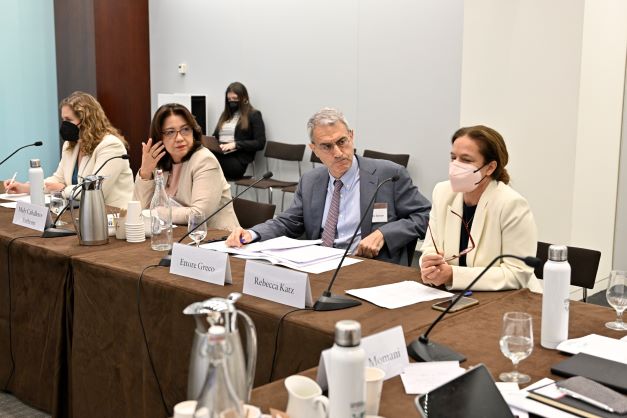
[316,325,409,390]
[170,243,232,285]
[242,260,313,309]
[12,201,49,231]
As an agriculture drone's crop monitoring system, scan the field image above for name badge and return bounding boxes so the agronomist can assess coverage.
[243,260,313,309]
[316,325,409,389]
[13,201,49,231]
[170,243,232,285]
[372,202,388,223]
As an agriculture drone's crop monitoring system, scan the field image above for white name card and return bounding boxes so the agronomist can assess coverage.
[12,201,49,231]
[170,243,232,285]
[243,260,313,309]
[316,325,409,390]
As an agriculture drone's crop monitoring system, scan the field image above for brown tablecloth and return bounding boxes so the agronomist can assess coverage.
[251,289,619,418]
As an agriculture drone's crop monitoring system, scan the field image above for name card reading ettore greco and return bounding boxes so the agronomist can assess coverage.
[170,243,232,285]
[317,325,409,390]
[13,201,49,231]
[243,260,313,309]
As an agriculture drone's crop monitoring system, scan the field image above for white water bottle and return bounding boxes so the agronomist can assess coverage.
[328,320,366,418]
[541,245,571,349]
[28,159,45,207]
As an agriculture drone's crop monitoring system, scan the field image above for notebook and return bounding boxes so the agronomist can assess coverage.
[551,353,627,394]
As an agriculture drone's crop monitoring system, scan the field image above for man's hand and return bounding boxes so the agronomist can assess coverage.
[421,253,453,286]
[225,227,252,247]
[354,229,385,259]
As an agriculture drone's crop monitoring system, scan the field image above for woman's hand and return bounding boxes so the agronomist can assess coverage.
[3,180,29,194]
[421,253,453,286]
[44,181,65,192]
[219,143,236,152]
[139,138,166,180]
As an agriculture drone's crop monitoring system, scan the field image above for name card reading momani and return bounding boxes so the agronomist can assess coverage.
[13,201,49,231]
[316,325,409,390]
[170,243,232,285]
[243,260,313,309]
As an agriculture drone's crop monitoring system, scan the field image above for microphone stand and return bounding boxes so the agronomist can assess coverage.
[407,254,542,362]
[41,154,130,238]
[0,141,43,167]
[158,172,273,267]
[313,175,399,311]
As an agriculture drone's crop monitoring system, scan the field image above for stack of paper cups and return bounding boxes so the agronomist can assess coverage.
[125,201,145,243]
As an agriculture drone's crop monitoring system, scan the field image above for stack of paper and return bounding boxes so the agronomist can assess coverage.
[556,334,627,364]
[0,193,51,208]
[201,236,362,274]
[346,281,453,309]
[400,361,465,394]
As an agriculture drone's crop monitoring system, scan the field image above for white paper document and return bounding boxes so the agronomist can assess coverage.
[0,193,28,200]
[556,333,627,364]
[245,236,323,251]
[346,280,453,309]
[400,361,465,394]
[502,378,580,418]
[1,202,17,209]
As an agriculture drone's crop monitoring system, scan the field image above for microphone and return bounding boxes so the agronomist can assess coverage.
[313,175,400,311]
[0,141,43,167]
[158,171,273,267]
[42,154,130,238]
[407,254,542,362]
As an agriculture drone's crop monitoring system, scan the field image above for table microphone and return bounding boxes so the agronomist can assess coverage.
[42,154,130,238]
[158,171,273,267]
[407,254,542,362]
[313,175,400,311]
[0,141,43,167]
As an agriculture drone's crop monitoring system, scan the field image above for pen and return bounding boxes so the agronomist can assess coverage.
[7,172,17,189]
[558,387,616,413]
[240,237,247,244]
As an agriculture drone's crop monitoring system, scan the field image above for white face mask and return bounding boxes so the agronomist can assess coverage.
[449,161,485,192]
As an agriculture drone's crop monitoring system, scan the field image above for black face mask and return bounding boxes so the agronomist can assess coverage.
[228,101,239,112]
[59,120,80,142]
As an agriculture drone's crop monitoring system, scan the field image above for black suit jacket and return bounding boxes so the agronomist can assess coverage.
[213,109,266,165]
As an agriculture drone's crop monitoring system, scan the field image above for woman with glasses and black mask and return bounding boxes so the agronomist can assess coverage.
[212,82,266,179]
[420,125,541,291]
[134,103,239,229]
[3,91,133,209]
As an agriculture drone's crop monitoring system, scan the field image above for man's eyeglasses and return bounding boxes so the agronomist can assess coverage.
[428,209,476,262]
[315,136,351,154]
[162,126,193,140]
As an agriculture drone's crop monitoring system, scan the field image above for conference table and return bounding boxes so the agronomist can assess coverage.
[0,202,619,418]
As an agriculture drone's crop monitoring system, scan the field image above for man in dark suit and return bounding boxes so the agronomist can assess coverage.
[226,107,431,265]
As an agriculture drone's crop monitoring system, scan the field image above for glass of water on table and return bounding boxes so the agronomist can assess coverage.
[499,311,533,383]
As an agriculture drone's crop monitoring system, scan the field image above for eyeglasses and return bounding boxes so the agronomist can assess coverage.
[315,136,351,154]
[162,126,193,140]
[428,208,476,262]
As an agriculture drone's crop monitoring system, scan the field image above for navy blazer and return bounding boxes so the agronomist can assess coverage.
[252,156,431,265]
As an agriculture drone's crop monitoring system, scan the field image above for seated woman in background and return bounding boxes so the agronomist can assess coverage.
[134,103,239,229]
[3,91,133,209]
[212,82,266,179]
[420,125,541,291]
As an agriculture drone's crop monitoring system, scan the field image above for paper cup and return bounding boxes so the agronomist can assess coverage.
[173,400,196,418]
[365,367,385,416]
[126,200,142,224]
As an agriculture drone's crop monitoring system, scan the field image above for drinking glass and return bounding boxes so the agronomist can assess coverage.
[605,271,627,330]
[499,312,533,383]
[49,191,67,226]
[188,212,207,247]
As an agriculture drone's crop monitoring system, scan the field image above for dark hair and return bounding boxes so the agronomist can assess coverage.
[150,103,202,172]
[452,125,510,184]
[215,81,255,133]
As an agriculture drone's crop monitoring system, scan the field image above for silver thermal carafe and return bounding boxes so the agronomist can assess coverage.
[184,292,257,403]
[70,175,109,245]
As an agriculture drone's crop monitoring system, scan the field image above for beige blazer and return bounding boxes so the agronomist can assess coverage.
[47,134,134,209]
[420,180,541,291]
[133,147,239,230]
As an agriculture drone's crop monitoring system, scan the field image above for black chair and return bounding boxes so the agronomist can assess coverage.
[535,241,601,302]
[235,141,306,204]
[232,198,276,229]
[363,149,410,168]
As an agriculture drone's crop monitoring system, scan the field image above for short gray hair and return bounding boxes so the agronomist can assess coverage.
[306,107,351,142]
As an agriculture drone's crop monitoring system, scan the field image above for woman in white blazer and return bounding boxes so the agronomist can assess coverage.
[420,125,541,291]
[133,103,239,230]
[3,91,133,209]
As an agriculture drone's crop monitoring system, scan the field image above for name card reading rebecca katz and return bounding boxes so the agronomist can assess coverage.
[170,243,232,285]
[13,201,49,231]
[243,260,313,309]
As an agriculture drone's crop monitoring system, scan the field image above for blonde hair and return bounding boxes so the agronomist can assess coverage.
[60,91,128,155]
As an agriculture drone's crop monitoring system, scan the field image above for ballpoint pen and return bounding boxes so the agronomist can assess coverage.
[6,172,17,190]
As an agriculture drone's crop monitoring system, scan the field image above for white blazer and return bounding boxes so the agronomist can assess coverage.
[46,134,134,209]
[420,180,541,292]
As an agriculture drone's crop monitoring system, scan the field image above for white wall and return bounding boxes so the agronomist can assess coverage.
[149,0,464,200]
[613,63,627,271]
[461,0,627,296]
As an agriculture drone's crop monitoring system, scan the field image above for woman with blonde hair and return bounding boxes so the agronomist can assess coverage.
[3,91,133,208]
